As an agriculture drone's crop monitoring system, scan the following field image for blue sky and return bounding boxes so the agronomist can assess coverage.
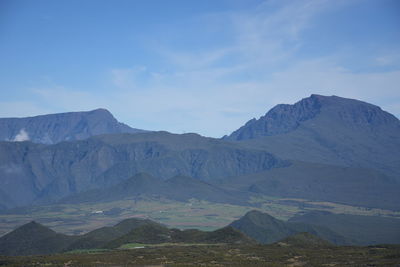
[0,0,399,137]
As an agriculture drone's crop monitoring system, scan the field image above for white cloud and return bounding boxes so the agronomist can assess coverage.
[13,129,30,142]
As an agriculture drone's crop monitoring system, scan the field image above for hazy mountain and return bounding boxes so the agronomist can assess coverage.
[0,131,285,208]
[230,210,350,245]
[1,95,399,211]
[216,161,400,210]
[60,172,246,205]
[224,94,400,179]
[0,108,146,144]
[289,211,400,245]
[0,221,77,256]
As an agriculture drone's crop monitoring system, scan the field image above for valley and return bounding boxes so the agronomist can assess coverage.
[1,196,398,237]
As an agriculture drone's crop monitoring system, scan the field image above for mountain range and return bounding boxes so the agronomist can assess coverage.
[0,94,399,212]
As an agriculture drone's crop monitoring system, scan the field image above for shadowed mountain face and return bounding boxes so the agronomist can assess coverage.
[0,132,285,208]
[0,108,146,144]
[224,94,400,179]
[60,173,246,205]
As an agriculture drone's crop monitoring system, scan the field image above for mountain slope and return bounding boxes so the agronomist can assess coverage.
[289,211,400,245]
[224,94,400,179]
[0,132,286,208]
[216,161,400,210]
[230,210,350,245]
[0,221,77,256]
[0,108,145,144]
[60,173,246,205]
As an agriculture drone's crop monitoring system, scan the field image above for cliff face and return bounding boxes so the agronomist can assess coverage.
[224,94,400,141]
[0,108,146,144]
[0,132,286,208]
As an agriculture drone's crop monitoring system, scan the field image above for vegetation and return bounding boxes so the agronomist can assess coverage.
[1,243,399,266]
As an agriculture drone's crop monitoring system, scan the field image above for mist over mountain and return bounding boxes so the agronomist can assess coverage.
[0,108,146,144]
[224,94,400,179]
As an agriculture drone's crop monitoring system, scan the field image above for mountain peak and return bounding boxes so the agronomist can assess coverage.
[0,109,146,144]
[224,94,399,141]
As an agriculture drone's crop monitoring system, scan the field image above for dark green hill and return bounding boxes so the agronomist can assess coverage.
[66,218,159,250]
[105,223,255,249]
[274,232,333,248]
[230,210,350,245]
[0,218,255,256]
[0,221,77,256]
[289,211,400,245]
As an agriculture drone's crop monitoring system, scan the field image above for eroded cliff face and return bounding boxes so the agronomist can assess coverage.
[0,108,145,144]
[0,131,286,208]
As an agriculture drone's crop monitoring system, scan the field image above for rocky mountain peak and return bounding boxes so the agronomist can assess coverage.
[0,109,146,144]
[224,94,399,141]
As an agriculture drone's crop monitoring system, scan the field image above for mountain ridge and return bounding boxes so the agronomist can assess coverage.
[0,108,146,144]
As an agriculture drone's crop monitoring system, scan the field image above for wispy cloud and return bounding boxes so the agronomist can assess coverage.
[13,128,30,142]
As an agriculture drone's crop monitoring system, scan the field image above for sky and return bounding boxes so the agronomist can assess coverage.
[0,0,399,137]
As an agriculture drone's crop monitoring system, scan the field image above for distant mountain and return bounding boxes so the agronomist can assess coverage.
[0,132,285,208]
[217,161,400,210]
[0,221,77,256]
[289,211,400,245]
[0,108,146,144]
[230,210,350,245]
[60,173,246,205]
[224,94,400,179]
